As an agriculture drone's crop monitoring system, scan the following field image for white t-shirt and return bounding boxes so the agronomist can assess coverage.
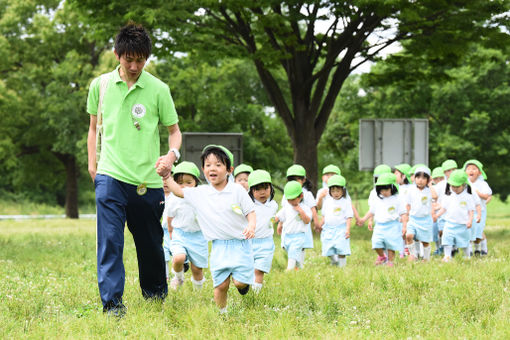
[368,188,377,209]
[322,197,353,226]
[253,199,278,239]
[161,193,171,230]
[165,193,200,232]
[469,177,492,211]
[369,194,407,224]
[182,180,255,241]
[276,203,312,234]
[435,179,447,204]
[406,185,433,218]
[441,188,476,225]
[399,183,412,200]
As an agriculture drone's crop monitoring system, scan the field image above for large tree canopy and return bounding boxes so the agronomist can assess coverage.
[71,0,510,189]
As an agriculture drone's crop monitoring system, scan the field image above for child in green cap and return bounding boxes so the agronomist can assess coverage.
[434,170,476,262]
[234,163,254,191]
[277,181,312,270]
[431,166,445,255]
[464,160,492,256]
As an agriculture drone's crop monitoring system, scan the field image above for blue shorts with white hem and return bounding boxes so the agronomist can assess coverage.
[470,209,487,241]
[407,215,434,243]
[372,220,402,251]
[170,228,208,269]
[282,232,306,262]
[210,239,254,287]
[321,224,351,256]
[252,236,275,273]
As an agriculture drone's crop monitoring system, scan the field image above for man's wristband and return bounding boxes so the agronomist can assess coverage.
[169,148,180,162]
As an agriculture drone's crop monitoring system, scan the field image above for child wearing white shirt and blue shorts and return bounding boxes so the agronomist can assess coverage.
[318,175,353,267]
[360,173,408,267]
[435,170,475,262]
[166,145,256,314]
[277,181,312,270]
[247,170,278,292]
[166,161,207,291]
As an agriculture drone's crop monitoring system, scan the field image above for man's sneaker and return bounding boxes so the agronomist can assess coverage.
[170,277,184,290]
[375,256,388,265]
[183,262,190,273]
[104,303,127,319]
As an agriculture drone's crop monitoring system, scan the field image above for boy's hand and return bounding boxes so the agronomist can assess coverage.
[476,214,481,224]
[367,220,373,231]
[345,230,350,239]
[243,224,256,239]
[467,221,472,229]
[277,223,283,235]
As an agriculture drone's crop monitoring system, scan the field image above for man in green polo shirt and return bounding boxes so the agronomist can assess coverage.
[86,23,181,317]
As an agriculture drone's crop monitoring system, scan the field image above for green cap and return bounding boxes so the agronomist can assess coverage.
[284,181,303,200]
[376,172,398,186]
[448,169,469,186]
[327,175,346,188]
[431,167,445,179]
[173,161,200,179]
[234,164,253,177]
[286,164,306,177]
[394,163,411,181]
[322,164,341,175]
[202,144,234,167]
[248,169,272,187]
[463,159,487,180]
[373,164,391,177]
[442,159,458,172]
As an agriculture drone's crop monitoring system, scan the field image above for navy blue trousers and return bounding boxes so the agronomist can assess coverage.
[95,174,168,309]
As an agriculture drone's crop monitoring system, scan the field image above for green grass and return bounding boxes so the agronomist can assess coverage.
[1,200,510,338]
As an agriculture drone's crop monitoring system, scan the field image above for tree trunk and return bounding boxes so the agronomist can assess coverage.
[54,152,79,219]
[293,130,319,193]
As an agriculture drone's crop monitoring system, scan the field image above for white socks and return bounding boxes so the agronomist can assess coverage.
[462,247,470,259]
[165,262,170,280]
[423,245,431,261]
[329,255,339,265]
[337,257,347,267]
[474,243,482,252]
[191,277,205,290]
[253,282,263,293]
[219,307,228,315]
[481,239,488,252]
[443,245,453,258]
[172,269,184,280]
[408,242,418,258]
[287,258,297,270]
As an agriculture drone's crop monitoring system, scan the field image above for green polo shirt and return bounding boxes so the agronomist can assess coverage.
[87,66,178,188]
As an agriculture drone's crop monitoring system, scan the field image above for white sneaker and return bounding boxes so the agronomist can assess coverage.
[170,277,184,290]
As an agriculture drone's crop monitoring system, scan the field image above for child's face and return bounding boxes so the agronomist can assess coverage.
[322,173,335,184]
[465,164,481,182]
[394,170,405,185]
[451,184,465,195]
[380,188,392,197]
[330,186,344,200]
[288,195,302,206]
[432,177,443,185]
[444,168,455,178]
[235,172,249,191]
[176,174,196,188]
[252,184,270,203]
[203,154,229,187]
[415,175,429,189]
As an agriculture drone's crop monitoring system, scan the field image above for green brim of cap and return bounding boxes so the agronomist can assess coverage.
[463,159,487,180]
[202,144,234,167]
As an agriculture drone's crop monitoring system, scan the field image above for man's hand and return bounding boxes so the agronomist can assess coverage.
[155,151,176,179]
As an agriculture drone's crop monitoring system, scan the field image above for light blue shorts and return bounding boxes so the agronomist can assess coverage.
[471,209,487,241]
[303,224,314,249]
[210,239,254,287]
[432,221,439,242]
[372,220,402,251]
[442,221,470,248]
[282,232,306,262]
[169,228,208,269]
[437,217,446,232]
[407,215,434,243]
[162,227,172,262]
[321,224,351,256]
[252,237,275,273]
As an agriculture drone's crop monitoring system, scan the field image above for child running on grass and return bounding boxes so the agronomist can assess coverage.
[359,173,408,267]
[405,166,438,261]
[248,170,278,292]
[318,175,353,267]
[277,181,312,270]
[434,170,475,262]
[463,159,492,256]
[162,177,174,280]
[166,161,207,290]
[164,145,256,314]
[234,163,253,191]
[431,166,445,255]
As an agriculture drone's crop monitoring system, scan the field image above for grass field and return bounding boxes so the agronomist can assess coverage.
[1,199,509,338]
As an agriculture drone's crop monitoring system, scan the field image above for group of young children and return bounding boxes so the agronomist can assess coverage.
[158,144,492,312]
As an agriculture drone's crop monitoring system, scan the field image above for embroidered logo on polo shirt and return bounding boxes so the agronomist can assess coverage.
[421,196,428,205]
[132,104,146,118]
[460,201,467,207]
[231,204,243,215]
[388,206,396,214]
[334,207,342,215]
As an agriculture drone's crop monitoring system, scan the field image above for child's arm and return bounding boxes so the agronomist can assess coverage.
[351,204,362,227]
[475,204,482,223]
[294,205,311,224]
[242,211,256,239]
[277,221,283,235]
[467,210,474,229]
[316,190,327,210]
[167,216,174,239]
[400,213,409,236]
[167,177,184,198]
[476,191,491,200]
[345,217,352,239]
[359,211,374,230]
[430,186,438,202]
[311,207,321,232]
